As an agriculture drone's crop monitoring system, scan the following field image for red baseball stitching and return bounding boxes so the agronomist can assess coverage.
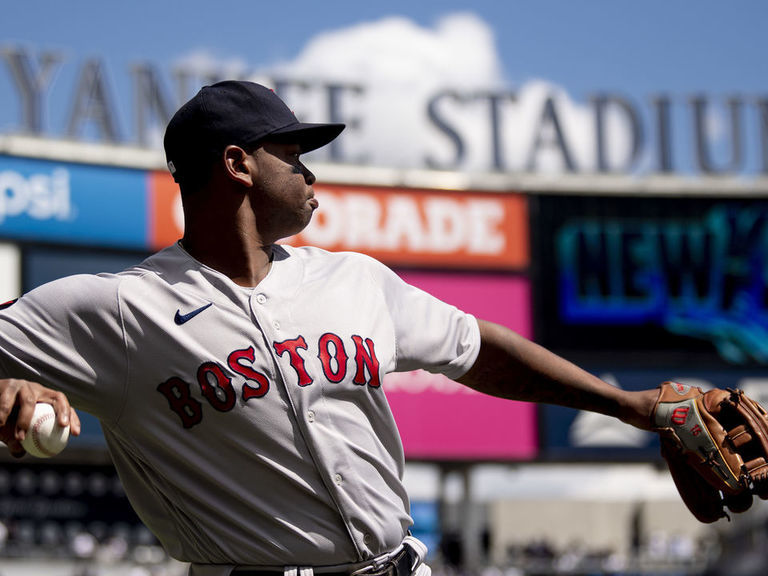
[31,412,58,457]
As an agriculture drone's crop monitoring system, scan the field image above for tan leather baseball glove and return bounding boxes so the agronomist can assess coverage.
[652,381,768,523]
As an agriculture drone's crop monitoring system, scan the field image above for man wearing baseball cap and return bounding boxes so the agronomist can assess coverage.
[0,80,660,576]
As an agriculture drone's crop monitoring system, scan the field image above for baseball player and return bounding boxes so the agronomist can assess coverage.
[0,81,659,576]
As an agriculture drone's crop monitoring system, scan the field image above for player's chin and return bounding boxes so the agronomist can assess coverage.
[303,202,318,221]
[279,213,313,240]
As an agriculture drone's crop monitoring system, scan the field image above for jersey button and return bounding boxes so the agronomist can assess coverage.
[307,410,315,422]
[272,320,281,330]
[255,294,267,304]
[333,473,343,485]
[363,533,372,545]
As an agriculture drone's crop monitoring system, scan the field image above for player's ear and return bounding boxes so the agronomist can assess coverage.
[223,145,255,187]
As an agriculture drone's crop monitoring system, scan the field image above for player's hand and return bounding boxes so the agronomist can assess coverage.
[0,378,81,457]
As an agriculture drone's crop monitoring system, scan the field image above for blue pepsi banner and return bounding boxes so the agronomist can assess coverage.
[534,195,768,366]
[0,155,147,248]
[540,367,768,460]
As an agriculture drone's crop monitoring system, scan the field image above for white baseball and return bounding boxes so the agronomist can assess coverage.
[20,403,70,458]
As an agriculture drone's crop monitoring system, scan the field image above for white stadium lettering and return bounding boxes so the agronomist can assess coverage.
[0,168,72,224]
[302,190,507,255]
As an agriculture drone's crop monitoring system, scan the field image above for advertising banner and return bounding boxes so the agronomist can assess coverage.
[149,172,529,270]
[291,184,529,270]
[385,271,537,460]
[0,155,147,248]
[149,170,183,248]
[534,195,768,367]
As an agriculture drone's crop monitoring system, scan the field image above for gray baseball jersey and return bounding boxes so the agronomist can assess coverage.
[0,242,480,571]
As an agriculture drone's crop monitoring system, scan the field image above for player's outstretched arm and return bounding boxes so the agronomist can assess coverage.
[456,319,657,430]
[0,378,81,457]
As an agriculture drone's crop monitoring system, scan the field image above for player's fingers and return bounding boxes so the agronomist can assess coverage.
[34,390,80,436]
[0,378,26,426]
[67,406,81,437]
[43,391,73,428]
[0,379,39,439]
[24,386,79,433]
[0,379,76,441]
[0,422,26,458]
[13,386,40,442]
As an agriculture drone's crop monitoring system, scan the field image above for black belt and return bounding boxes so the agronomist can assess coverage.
[233,544,419,576]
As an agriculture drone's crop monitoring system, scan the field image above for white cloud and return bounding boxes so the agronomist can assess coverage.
[262,13,508,170]
[273,13,505,87]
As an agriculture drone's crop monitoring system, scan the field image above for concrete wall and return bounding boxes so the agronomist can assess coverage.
[487,497,712,564]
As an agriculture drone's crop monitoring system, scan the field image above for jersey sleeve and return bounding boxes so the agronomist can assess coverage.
[0,273,128,422]
[363,255,481,380]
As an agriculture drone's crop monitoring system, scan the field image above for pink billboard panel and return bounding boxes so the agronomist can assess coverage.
[385,271,537,460]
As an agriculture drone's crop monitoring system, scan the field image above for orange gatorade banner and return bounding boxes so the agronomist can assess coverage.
[149,174,528,269]
[291,184,528,269]
[149,171,184,248]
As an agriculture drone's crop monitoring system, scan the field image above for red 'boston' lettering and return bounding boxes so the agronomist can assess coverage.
[351,335,380,388]
[228,346,270,400]
[160,334,384,427]
[196,362,237,412]
[274,336,314,387]
[317,333,348,383]
[157,377,203,428]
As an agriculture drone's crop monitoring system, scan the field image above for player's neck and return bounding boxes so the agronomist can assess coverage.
[181,231,274,288]
[181,183,277,287]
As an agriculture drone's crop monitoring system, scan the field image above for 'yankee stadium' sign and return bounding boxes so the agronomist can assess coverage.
[2,45,767,176]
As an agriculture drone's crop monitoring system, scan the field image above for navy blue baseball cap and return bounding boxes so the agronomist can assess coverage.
[164,80,345,181]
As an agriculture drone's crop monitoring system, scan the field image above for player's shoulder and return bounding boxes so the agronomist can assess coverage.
[2,271,124,317]
[280,244,384,267]
[5,246,179,311]
[0,244,216,319]
[279,244,392,277]
[111,243,189,287]
[277,245,405,295]
[125,243,184,274]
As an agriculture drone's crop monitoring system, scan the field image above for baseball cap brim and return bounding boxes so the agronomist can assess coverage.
[267,122,345,153]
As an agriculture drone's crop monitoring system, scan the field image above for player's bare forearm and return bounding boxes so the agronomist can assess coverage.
[456,320,657,430]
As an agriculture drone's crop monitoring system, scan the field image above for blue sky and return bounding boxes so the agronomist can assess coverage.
[4,1,763,93]
[2,1,766,175]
